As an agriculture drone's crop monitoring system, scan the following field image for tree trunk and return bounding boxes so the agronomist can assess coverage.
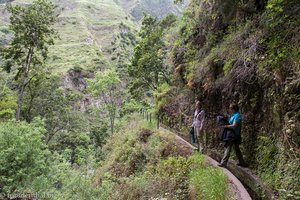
[25,95,33,122]
[110,117,114,134]
[16,77,27,121]
[25,83,37,122]
[16,48,33,121]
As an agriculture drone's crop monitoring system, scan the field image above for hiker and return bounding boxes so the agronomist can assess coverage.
[218,103,246,167]
[191,101,205,153]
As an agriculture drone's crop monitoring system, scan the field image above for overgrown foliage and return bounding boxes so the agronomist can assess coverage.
[153,0,300,199]
[128,14,177,99]
[0,118,49,193]
[92,115,230,200]
[87,69,122,134]
[1,0,57,120]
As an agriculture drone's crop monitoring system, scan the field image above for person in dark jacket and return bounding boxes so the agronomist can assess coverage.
[217,115,236,143]
[218,103,246,167]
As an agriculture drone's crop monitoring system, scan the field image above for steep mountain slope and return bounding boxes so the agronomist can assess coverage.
[0,0,135,73]
[118,0,189,20]
[0,0,187,74]
[49,0,137,73]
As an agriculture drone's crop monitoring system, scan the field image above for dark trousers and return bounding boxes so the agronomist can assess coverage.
[220,141,245,166]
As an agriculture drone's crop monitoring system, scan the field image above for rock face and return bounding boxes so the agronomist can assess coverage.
[64,68,94,91]
[63,68,95,112]
[157,1,300,199]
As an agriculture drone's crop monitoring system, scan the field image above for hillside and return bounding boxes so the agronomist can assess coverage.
[0,0,131,74]
[1,0,299,199]
[0,0,187,74]
[0,113,238,199]
[118,0,188,21]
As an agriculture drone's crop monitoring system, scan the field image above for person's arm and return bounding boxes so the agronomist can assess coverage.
[224,114,240,128]
[199,110,205,131]
[191,111,195,127]
[224,121,237,129]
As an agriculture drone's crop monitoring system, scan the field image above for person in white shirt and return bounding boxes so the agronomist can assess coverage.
[192,101,205,153]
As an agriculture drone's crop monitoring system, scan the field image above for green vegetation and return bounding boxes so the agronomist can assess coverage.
[126,0,188,21]
[0,0,138,74]
[1,0,57,120]
[138,0,299,199]
[128,14,176,100]
[92,114,230,200]
[0,118,49,193]
[0,112,231,199]
[88,69,122,134]
[0,117,107,199]
[189,165,228,200]
[0,70,16,119]
[46,0,135,74]
[0,0,299,199]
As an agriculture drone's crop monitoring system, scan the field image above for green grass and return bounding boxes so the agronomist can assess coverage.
[46,0,138,73]
[189,158,229,200]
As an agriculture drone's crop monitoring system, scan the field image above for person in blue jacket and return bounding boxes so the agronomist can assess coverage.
[218,103,246,167]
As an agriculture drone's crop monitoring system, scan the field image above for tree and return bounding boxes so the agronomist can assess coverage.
[87,69,122,134]
[21,74,74,142]
[1,0,57,120]
[128,14,176,98]
[0,118,50,193]
[0,69,17,119]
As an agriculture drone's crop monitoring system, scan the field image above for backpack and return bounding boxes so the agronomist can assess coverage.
[190,127,195,143]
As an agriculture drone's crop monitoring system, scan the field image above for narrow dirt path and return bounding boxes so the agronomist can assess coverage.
[159,126,252,200]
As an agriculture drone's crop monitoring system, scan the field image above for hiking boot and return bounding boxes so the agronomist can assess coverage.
[193,148,199,152]
[237,163,248,167]
[199,148,204,154]
[217,163,227,168]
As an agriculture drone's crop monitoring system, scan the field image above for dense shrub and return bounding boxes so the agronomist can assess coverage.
[93,115,230,199]
[0,118,49,193]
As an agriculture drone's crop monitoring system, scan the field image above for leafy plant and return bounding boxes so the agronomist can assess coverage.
[128,14,176,98]
[87,69,122,134]
[0,118,50,193]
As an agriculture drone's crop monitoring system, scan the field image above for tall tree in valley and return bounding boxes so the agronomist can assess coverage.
[0,0,57,120]
[88,69,122,134]
[128,14,176,99]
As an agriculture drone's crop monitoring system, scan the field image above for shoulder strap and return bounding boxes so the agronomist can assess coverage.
[197,110,204,117]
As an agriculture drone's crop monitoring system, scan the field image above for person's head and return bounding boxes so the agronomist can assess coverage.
[195,100,201,110]
[229,103,239,113]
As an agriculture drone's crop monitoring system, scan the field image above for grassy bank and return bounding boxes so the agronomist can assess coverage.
[91,114,231,200]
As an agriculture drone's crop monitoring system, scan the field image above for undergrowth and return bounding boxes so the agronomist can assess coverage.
[91,114,231,200]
